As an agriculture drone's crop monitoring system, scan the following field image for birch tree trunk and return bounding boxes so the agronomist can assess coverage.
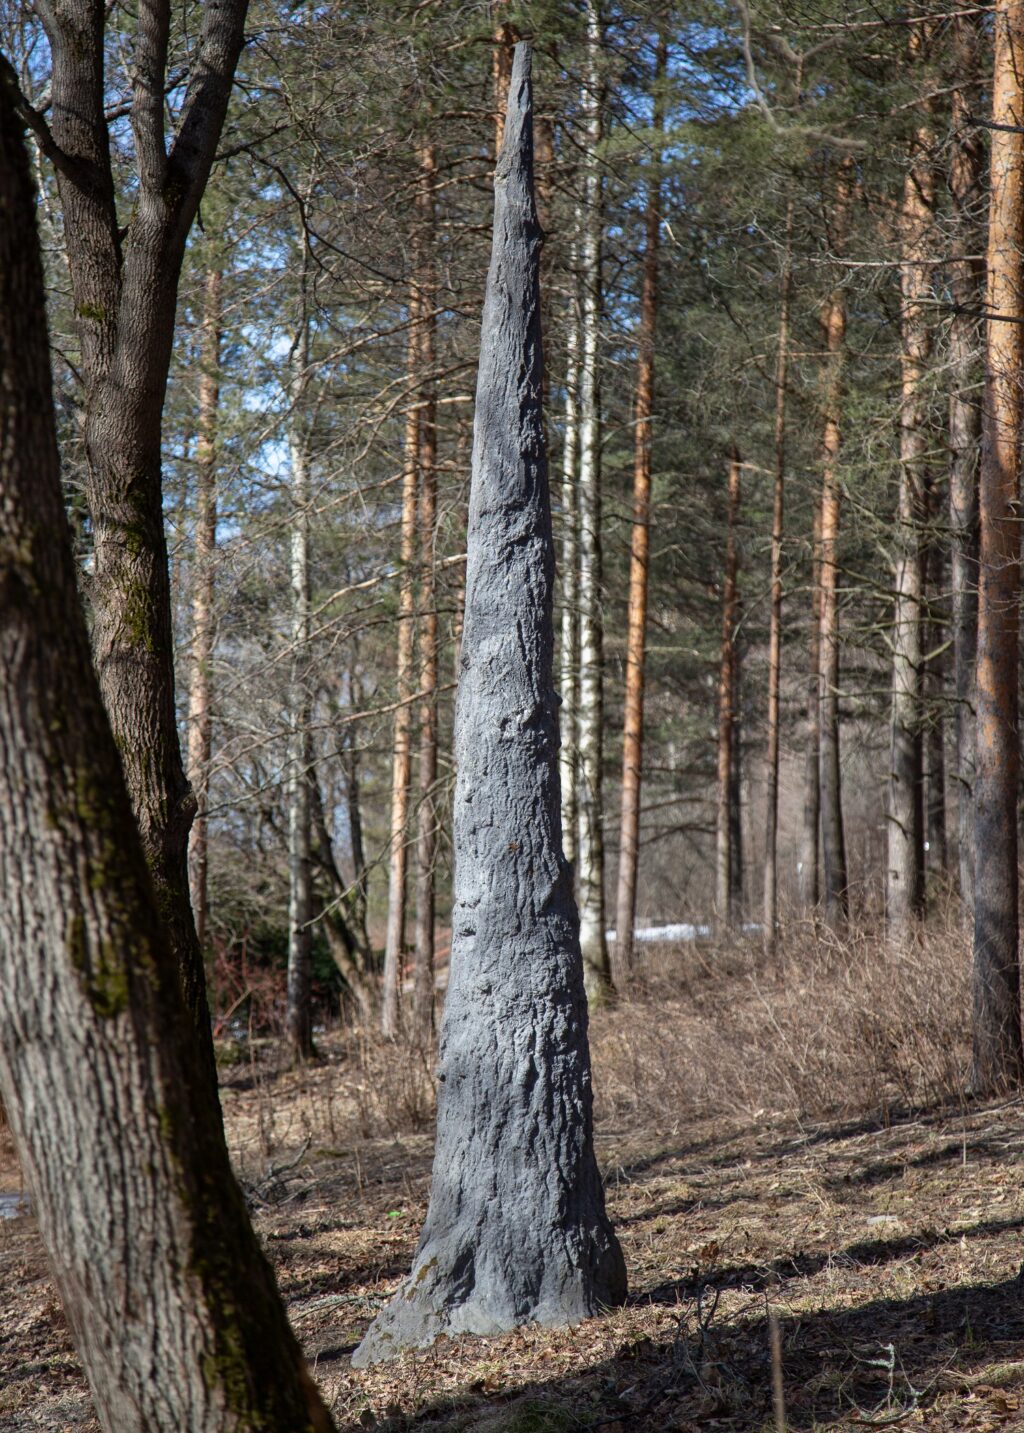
[949,16,984,918]
[576,0,612,1002]
[413,143,439,1040]
[287,317,315,1063]
[972,0,1024,1094]
[0,96,334,1433]
[559,276,581,873]
[886,86,933,937]
[763,199,794,949]
[20,0,250,1080]
[715,448,741,932]
[353,46,625,1364]
[187,264,222,957]
[614,34,666,976]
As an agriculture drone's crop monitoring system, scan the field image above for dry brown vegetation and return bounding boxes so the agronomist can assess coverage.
[2,925,1023,1432]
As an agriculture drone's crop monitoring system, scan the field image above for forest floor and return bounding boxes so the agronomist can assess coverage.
[2,939,1024,1431]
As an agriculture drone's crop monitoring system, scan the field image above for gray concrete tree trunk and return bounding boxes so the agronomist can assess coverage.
[352,43,626,1366]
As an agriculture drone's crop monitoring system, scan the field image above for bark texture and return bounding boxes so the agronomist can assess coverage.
[559,276,581,872]
[614,34,665,975]
[0,92,334,1433]
[972,0,1024,1094]
[715,449,741,932]
[352,46,626,1364]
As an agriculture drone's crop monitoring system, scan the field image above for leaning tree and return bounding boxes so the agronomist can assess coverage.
[353,42,626,1365]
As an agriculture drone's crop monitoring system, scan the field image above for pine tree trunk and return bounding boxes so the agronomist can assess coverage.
[614,34,666,977]
[37,0,249,1083]
[731,614,745,919]
[949,17,985,918]
[716,448,741,932]
[576,0,612,1002]
[886,89,933,937]
[491,6,520,155]
[286,318,315,1063]
[972,0,1024,1094]
[819,281,849,929]
[381,284,422,1037]
[0,97,334,1433]
[763,199,794,949]
[799,504,822,910]
[353,46,625,1364]
[413,143,439,1041]
[924,522,949,882]
[187,264,222,958]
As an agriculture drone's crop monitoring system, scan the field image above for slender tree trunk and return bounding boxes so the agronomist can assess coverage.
[799,505,822,909]
[716,448,741,931]
[187,264,222,958]
[33,0,249,1083]
[972,0,1024,1094]
[887,88,934,937]
[576,0,612,1002]
[949,16,985,917]
[763,199,794,949]
[559,275,581,872]
[381,284,422,1037]
[413,143,439,1041]
[731,613,745,919]
[287,319,315,1063]
[924,518,949,881]
[614,34,666,977]
[343,666,371,960]
[310,773,375,1026]
[0,97,335,1432]
[353,49,625,1364]
[819,279,849,928]
[491,7,520,155]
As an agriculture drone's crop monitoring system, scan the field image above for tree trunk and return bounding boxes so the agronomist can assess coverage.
[0,96,334,1433]
[352,46,625,1364]
[187,264,222,958]
[559,274,581,873]
[381,281,422,1036]
[716,448,741,932]
[286,319,315,1063]
[763,199,794,950]
[34,0,249,1082]
[799,504,822,909]
[972,0,1024,1095]
[614,34,666,977]
[413,143,439,1041]
[576,0,612,1002]
[491,7,520,157]
[818,279,849,929]
[886,86,933,938]
[730,613,745,919]
[949,16,985,918]
[924,521,949,882]
[310,773,375,1026]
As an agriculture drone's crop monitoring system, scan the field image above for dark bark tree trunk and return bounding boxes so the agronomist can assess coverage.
[614,33,666,977]
[0,93,334,1433]
[352,46,625,1364]
[187,263,222,957]
[763,198,794,950]
[799,505,822,910]
[20,0,250,1083]
[948,15,985,917]
[413,142,439,1042]
[972,0,1024,1094]
[887,68,933,937]
[715,448,741,932]
[310,773,375,1026]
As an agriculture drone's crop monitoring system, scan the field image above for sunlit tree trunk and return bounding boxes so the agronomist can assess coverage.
[187,264,222,958]
[949,16,985,917]
[382,282,422,1037]
[799,504,822,910]
[818,279,849,929]
[286,314,315,1063]
[559,274,581,873]
[972,0,1024,1094]
[0,97,335,1432]
[491,5,519,155]
[715,447,741,932]
[614,35,665,975]
[413,143,439,1041]
[577,0,612,1002]
[763,199,794,949]
[886,84,933,937]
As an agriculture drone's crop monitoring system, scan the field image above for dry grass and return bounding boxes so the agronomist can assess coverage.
[591,912,971,1129]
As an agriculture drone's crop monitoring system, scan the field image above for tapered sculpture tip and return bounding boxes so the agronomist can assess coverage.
[496,42,533,182]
